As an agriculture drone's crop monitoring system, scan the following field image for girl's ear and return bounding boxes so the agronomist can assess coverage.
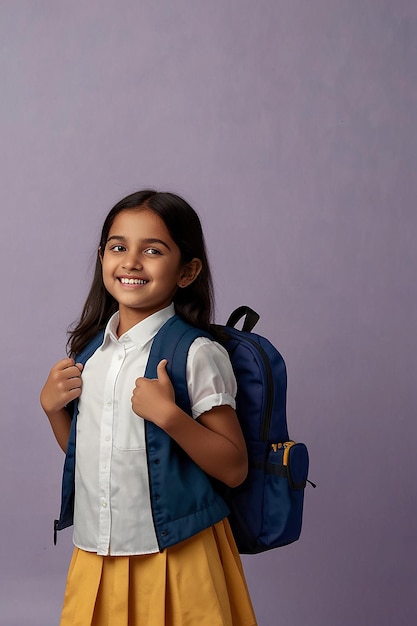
[98,247,103,263]
[178,258,203,288]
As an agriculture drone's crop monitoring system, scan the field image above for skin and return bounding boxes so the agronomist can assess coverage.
[40,208,248,488]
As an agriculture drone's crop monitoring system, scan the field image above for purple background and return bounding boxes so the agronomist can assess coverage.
[1,1,416,624]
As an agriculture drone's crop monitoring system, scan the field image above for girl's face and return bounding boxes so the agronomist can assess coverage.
[101,209,201,334]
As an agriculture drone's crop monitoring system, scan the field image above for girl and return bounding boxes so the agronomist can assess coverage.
[41,190,257,626]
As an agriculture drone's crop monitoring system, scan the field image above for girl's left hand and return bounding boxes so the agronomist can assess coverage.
[131,360,175,424]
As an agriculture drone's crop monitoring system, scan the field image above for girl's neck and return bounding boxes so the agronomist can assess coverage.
[116,303,173,337]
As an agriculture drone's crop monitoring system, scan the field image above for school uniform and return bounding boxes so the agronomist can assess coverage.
[58,304,257,626]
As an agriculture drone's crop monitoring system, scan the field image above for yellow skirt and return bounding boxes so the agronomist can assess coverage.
[60,519,257,626]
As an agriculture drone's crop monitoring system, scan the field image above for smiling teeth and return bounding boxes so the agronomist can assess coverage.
[120,278,147,285]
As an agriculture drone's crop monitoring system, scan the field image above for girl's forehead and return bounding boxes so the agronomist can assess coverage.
[109,209,171,238]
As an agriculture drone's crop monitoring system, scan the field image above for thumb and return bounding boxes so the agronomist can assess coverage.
[75,363,84,373]
[156,359,169,381]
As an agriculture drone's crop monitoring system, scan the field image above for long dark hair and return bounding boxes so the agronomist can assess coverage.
[67,190,215,356]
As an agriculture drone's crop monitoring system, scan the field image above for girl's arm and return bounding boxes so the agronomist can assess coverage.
[132,360,248,488]
[40,358,83,453]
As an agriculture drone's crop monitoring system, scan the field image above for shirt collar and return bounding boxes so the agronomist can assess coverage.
[102,304,176,350]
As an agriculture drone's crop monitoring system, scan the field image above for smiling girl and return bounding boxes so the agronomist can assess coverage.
[40,190,257,626]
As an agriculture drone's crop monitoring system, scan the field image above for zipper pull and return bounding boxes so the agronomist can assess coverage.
[283,441,296,466]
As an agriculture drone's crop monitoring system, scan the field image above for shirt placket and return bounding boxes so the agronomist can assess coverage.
[97,341,125,555]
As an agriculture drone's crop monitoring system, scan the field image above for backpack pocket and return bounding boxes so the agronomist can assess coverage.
[262,441,309,548]
[223,441,309,553]
[284,442,309,490]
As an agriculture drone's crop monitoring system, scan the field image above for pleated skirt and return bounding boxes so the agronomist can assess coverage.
[60,519,257,626]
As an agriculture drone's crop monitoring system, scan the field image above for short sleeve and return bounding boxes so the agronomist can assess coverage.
[186,337,237,419]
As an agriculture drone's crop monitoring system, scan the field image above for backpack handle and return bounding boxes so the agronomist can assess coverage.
[226,306,260,332]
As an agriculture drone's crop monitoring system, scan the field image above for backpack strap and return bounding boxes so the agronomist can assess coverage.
[144,315,211,415]
[76,329,106,366]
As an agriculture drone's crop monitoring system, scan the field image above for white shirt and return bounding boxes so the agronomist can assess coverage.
[73,304,237,556]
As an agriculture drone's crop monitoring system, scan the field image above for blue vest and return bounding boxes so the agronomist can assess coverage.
[55,315,229,550]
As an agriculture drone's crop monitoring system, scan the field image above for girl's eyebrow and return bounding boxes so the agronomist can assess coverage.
[106,235,127,243]
[106,235,172,251]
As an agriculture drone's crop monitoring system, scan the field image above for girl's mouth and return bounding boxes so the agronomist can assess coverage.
[119,278,148,285]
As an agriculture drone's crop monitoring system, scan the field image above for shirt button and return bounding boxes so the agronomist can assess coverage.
[101,500,107,508]
[107,401,112,407]
[105,435,111,442]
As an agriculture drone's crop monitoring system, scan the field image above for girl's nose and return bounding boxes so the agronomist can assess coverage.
[122,251,143,271]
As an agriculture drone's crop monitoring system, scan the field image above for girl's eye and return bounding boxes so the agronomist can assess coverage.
[144,248,162,256]
[110,245,126,252]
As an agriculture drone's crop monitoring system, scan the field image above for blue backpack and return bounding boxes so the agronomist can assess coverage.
[159,306,314,554]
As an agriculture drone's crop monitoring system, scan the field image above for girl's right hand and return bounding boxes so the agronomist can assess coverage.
[40,358,84,416]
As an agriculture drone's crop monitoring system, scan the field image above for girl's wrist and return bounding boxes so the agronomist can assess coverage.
[45,406,70,423]
[157,402,187,433]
